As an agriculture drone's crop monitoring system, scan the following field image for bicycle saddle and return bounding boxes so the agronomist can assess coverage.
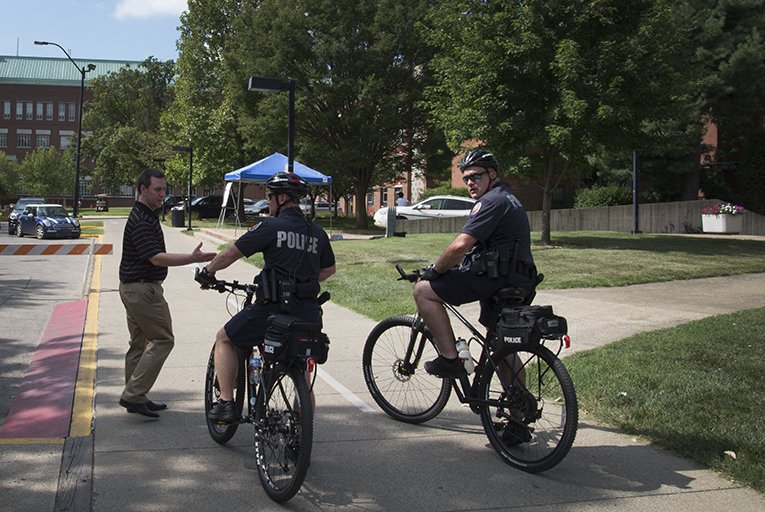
[492,286,527,303]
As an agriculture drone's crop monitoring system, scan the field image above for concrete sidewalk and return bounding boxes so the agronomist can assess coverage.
[2,222,764,511]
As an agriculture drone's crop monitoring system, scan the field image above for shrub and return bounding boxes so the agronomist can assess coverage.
[574,184,632,208]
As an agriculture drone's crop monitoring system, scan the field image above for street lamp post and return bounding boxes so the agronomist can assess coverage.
[34,41,95,218]
[247,76,295,173]
[173,145,194,231]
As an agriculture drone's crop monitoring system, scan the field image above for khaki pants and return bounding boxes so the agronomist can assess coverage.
[119,281,174,403]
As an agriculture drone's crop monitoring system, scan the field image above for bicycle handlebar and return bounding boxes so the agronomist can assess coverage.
[195,267,331,305]
[395,264,421,283]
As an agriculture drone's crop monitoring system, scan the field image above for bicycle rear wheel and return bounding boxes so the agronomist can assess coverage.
[254,364,313,503]
[204,344,246,444]
[362,316,451,424]
[478,343,577,472]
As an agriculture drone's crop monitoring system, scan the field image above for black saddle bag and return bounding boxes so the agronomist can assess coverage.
[262,314,330,364]
[495,305,568,347]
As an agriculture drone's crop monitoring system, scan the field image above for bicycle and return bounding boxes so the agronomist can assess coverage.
[362,265,577,472]
[197,269,330,502]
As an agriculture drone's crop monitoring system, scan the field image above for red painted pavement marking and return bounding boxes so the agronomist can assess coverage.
[0,243,112,255]
[0,299,87,439]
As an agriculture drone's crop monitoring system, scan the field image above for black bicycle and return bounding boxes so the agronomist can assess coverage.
[362,265,577,472]
[197,270,330,502]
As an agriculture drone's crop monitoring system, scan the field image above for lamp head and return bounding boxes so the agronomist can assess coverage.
[34,41,49,46]
[86,64,96,72]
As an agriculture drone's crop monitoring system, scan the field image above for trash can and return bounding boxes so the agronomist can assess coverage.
[171,206,185,227]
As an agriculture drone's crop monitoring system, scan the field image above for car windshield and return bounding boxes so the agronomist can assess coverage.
[38,207,68,217]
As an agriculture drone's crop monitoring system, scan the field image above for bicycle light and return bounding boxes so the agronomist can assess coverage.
[306,357,316,373]
[563,335,571,349]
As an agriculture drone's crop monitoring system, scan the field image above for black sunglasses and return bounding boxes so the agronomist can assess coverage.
[462,171,488,184]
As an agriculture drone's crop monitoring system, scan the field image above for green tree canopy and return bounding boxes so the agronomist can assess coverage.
[425,0,703,244]
[82,58,176,192]
[19,147,74,198]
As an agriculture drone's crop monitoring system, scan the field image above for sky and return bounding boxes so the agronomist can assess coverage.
[2,0,186,62]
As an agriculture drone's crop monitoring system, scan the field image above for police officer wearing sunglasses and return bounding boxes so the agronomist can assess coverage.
[413,149,537,379]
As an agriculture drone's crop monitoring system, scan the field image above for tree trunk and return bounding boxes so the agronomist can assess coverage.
[354,183,368,228]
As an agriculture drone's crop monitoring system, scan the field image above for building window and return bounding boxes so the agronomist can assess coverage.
[2,101,10,120]
[60,134,73,149]
[80,176,92,197]
[58,103,66,121]
[36,102,44,120]
[380,188,388,207]
[26,101,33,120]
[16,102,23,120]
[68,103,76,122]
[46,102,53,121]
[119,185,133,197]
[17,131,32,148]
[0,129,7,148]
[36,134,50,148]
[367,193,374,207]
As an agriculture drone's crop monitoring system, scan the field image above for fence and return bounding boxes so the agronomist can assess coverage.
[395,199,765,236]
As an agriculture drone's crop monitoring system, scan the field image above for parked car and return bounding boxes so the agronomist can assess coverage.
[373,195,476,227]
[162,195,186,211]
[189,195,240,219]
[299,198,334,213]
[245,199,270,216]
[8,197,46,234]
[16,203,80,239]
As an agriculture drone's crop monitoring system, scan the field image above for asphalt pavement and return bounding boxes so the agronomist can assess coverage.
[1,222,764,511]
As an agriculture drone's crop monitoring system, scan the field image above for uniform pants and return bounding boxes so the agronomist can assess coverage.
[118,281,175,403]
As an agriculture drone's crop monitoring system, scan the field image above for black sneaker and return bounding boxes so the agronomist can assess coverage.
[424,356,466,379]
[501,422,532,446]
[207,399,238,423]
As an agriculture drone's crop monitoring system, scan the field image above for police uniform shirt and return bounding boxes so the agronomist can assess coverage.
[234,207,335,280]
[119,201,168,283]
[461,182,534,266]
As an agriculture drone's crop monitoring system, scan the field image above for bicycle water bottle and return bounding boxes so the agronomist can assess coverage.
[249,354,262,384]
[455,338,475,374]
[249,354,262,406]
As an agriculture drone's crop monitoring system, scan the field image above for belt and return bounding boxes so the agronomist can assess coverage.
[121,279,163,284]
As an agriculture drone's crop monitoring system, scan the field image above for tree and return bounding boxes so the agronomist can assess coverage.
[19,147,74,198]
[225,0,436,227]
[164,0,247,192]
[0,152,20,203]
[425,0,701,244]
[82,58,176,192]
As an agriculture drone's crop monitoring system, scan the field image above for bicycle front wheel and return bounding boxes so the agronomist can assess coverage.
[362,316,451,424]
[254,365,313,503]
[478,343,578,472]
[204,343,245,444]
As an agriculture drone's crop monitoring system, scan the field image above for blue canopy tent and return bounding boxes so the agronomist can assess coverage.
[225,152,332,185]
[221,152,333,230]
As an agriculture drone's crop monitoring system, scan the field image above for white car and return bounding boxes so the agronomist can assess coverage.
[373,195,476,227]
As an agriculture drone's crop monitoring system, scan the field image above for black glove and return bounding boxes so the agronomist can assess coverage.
[195,266,217,289]
[420,265,444,282]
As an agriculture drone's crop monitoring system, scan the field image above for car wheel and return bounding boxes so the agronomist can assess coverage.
[16,223,23,237]
[36,224,46,240]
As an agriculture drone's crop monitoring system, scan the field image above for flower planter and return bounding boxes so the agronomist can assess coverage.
[701,213,742,234]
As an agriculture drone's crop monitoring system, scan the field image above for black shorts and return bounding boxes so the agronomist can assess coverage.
[224,300,322,348]
[430,266,533,326]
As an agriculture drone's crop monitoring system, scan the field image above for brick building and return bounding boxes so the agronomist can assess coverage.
[1,54,140,206]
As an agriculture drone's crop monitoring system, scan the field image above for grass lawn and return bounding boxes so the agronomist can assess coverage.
[566,308,765,493]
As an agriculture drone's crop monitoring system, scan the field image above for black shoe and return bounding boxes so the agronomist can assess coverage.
[501,422,532,446]
[119,399,160,418]
[207,399,238,423]
[424,356,466,379]
[124,400,167,413]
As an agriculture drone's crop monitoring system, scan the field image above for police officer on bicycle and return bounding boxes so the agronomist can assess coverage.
[197,172,336,423]
[414,149,536,379]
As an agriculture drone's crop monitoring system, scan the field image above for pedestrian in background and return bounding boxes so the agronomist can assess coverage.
[396,192,409,206]
[118,168,215,418]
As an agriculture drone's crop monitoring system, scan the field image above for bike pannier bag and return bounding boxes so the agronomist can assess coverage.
[263,314,330,364]
[495,305,567,346]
